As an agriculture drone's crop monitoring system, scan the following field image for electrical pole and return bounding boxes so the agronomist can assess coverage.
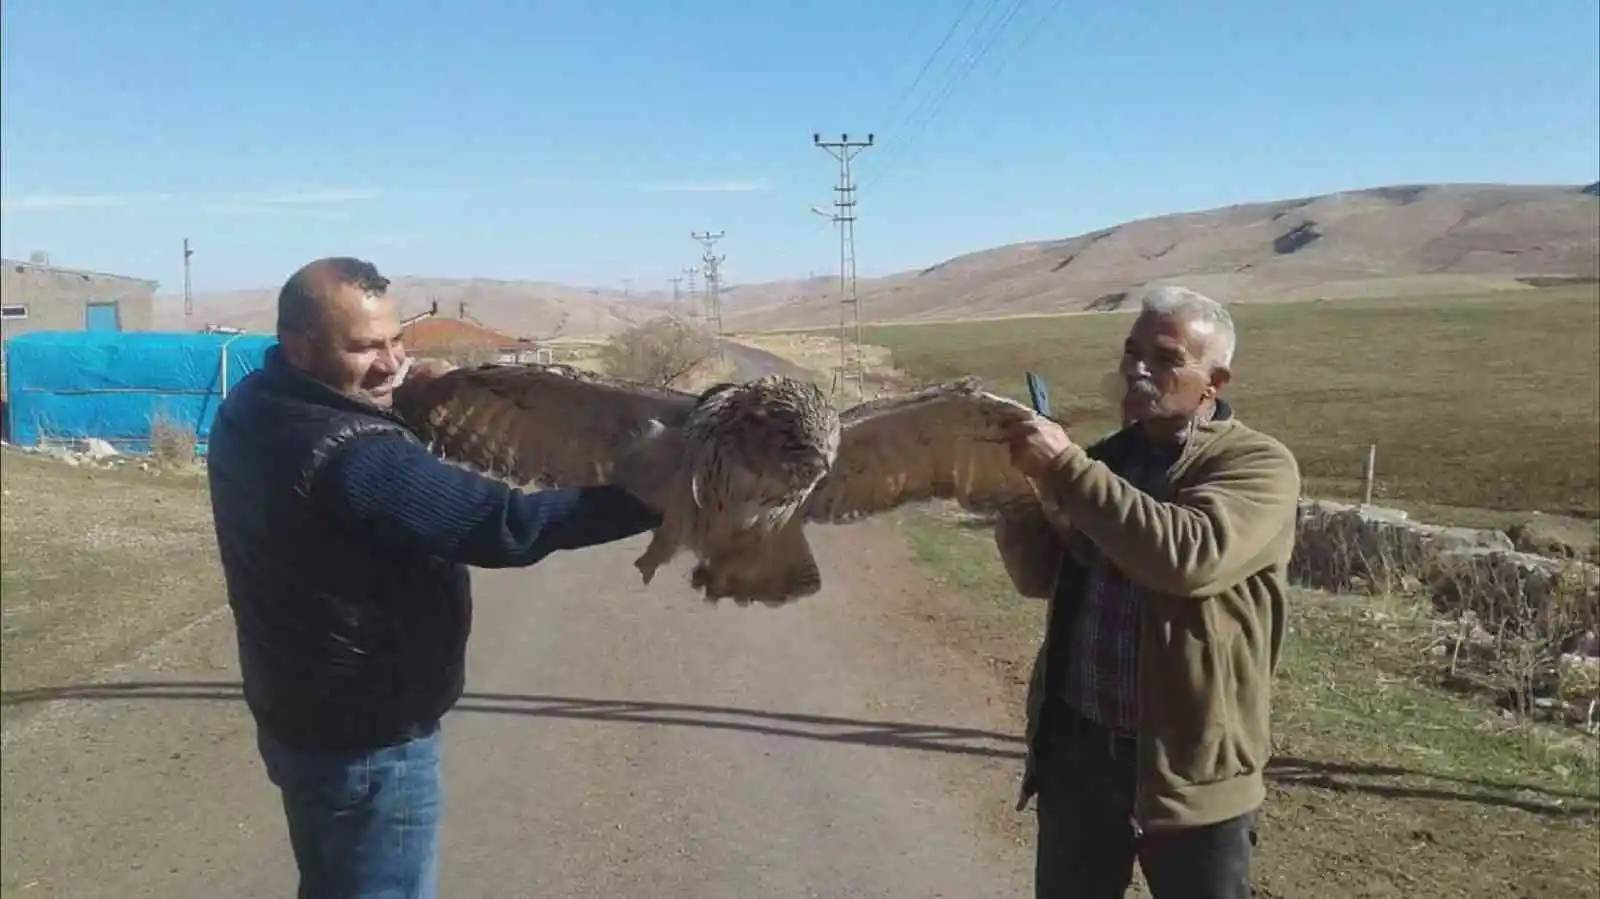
[668,275,684,317]
[682,266,699,319]
[691,231,725,350]
[813,132,873,397]
[182,238,195,330]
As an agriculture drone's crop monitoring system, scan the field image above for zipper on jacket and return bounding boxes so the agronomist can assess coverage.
[1129,428,1210,839]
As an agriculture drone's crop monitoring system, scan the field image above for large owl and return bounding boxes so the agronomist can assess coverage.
[391,363,1045,606]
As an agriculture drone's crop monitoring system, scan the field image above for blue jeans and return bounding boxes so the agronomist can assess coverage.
[257,724,444,899]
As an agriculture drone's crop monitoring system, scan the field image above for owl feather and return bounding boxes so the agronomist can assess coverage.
[391,362,1044,607]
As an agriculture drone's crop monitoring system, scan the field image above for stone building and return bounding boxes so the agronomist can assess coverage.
[1,253,159,342]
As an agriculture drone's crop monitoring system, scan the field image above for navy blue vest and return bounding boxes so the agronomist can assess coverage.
[208,348,471,750]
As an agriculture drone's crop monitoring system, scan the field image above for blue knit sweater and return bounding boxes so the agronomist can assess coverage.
[315,435,663,568]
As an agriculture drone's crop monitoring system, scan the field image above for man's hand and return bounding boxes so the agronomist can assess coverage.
[1006,414,1075,479]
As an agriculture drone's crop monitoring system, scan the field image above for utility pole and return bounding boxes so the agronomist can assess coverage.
[182,238,195,330]
[668,275,684,317]
[691,231,725,350]
[682,266,699,319]
[813,132,873,397]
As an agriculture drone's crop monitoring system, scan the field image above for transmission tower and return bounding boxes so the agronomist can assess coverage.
[668,275,685,317]
[682,266,700,319]
[813,132,873,397]
[691,231,726,345]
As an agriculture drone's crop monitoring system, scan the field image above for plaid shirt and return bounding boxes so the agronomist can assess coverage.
[1060,431,1187,737]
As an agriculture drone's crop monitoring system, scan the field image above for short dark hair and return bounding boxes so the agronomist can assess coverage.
[275,256,391,338]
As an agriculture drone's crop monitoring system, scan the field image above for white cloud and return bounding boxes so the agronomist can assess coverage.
[1,187,384,215]
[352,231,424,248]
[0,192,177,211]
[237,188,384,205]
[642,179,772,194]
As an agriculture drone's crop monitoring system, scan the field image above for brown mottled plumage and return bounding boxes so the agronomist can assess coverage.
[391,363,1042,606]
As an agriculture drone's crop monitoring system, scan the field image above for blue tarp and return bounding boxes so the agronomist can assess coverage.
[3,331,277,454]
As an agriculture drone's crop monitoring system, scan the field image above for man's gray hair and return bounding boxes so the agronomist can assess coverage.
[1135,284,1237,370]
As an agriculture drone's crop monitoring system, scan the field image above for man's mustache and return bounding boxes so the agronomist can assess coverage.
[1127,378,1161,399]
[1098,371,1161,404]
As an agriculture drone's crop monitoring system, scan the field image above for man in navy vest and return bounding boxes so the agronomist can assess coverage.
[208,256,663,898]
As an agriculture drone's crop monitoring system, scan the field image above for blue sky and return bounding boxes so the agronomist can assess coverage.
[3,0,1596,295]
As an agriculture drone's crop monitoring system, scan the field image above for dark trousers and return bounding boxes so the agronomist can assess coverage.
[257,724,444,899]
[1033,700,1256,899]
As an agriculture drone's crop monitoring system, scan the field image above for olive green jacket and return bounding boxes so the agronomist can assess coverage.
[996,410,1301,831]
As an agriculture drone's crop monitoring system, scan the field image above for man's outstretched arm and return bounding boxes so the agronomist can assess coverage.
[313,434,663,569]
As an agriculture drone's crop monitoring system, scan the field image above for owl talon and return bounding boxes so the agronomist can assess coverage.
[633,556,658,584]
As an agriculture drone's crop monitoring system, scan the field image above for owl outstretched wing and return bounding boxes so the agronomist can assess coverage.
[801,377,1044,523]
[390,362,700,488]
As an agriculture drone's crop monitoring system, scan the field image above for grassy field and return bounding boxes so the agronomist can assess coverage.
[853,286,1600,520]
[892,509,1600,899]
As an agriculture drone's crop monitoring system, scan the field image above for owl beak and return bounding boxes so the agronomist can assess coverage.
[801,449,832,482]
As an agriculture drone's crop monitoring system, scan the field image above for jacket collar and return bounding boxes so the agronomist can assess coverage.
[1090,397,1237,465]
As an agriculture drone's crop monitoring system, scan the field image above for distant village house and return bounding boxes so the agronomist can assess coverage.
[1,253,158,342]
[399,317,548,365]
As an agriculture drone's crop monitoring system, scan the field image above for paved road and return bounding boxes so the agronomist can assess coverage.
[719,340,816,381]
[1,521,1032,898]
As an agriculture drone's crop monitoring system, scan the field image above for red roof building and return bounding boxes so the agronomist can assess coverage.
[400,318,545,363]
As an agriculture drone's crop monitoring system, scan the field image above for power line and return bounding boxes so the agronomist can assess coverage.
[861,0,1040,192]
[875,0,986,132]
[813,132,874,398]
[691,231,725,349]
[863,0,1008,178]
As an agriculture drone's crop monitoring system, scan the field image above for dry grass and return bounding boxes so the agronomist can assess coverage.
[425,343,517,369]
[1290,503,1600,734]
[540,337,609,374]
[851,285,1600,520]
[147,411,198,469]
[727,332,914,401]
[0,449,222,727]
[893,509,1600,899]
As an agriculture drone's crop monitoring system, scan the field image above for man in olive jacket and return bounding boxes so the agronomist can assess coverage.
[1000,285,1301,899]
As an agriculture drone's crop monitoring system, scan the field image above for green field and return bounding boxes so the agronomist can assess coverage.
[858,287,1600,519]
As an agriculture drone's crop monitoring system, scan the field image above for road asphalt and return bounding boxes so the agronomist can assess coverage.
[1,522,1034,898]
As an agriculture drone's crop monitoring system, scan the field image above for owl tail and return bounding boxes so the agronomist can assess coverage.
[701,521,823,607]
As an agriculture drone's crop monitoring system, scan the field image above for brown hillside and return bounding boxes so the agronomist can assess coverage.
[723,182,1600,331]
[151,182,1598,338]
[153,276,675,339]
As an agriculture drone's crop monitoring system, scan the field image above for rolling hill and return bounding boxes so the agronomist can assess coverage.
[158,182,1598,337]
[153,277,674,339]
[721,182,1600,331]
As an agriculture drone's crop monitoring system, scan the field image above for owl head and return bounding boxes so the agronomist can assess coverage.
[699,375,840,489]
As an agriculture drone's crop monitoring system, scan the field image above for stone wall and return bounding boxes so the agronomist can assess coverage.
[1292,499,1598,651]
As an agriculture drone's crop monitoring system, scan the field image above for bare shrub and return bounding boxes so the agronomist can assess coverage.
[598,319,719,388]
[1292,501,1600,729]
[149,411,198,469]
[1289,501,1433,596]
[1427,552,1598,719]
